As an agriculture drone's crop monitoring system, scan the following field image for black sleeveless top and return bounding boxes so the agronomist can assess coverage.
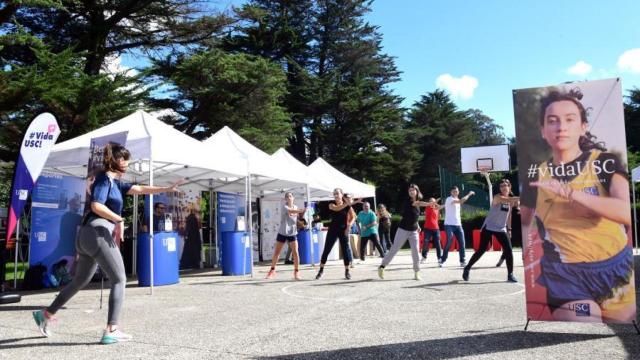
[398,198,420,231]
[329,201,351,230]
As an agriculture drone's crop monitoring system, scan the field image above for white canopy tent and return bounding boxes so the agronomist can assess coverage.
[201,127,309,194]
[308,157,376,200]
[632,166,639,253]
[201,127,311,271]
[44,110,246,292]
[46,110,241,185]
[268,148,333,200]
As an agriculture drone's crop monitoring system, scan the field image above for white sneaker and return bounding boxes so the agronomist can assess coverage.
[420,258,427,264]
[101,329,133,344]
[414,271,422,281]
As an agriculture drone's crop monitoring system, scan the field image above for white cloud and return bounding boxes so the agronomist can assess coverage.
[435,74,478,100]
[617,49,640,73]
[102,54,139,77]
[567,60,592,76]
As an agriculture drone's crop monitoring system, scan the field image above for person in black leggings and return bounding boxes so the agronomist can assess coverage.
[315,188,361,280]
[463,177,519,283]
[32,143,184,344]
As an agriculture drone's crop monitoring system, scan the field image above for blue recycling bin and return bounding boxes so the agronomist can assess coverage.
[297,229,320,264]
[137,232,179,287]
[221,231,252,275]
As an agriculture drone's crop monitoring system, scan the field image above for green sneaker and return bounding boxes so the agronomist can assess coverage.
[100,329,133,344]
[414,271,421,281]
[378,267,385,280]
[33,310,55,337]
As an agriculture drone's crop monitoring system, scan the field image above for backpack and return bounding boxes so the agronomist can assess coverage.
[23,263,47,290]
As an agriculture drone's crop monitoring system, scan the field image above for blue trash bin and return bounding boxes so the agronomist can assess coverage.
[297,229,312,264]
[137,232,179,287]
[221,231,252,275]
[298,229,320,264]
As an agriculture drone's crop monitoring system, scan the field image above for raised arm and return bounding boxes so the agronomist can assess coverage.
[453,191,475,204]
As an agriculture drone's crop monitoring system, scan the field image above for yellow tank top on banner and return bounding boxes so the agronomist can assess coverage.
[535,150,627,263]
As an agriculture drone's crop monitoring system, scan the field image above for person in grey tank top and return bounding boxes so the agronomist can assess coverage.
[463,177,520,283]
[266,192,307,280]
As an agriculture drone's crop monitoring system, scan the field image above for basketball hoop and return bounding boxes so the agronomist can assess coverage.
[476,158,494,174]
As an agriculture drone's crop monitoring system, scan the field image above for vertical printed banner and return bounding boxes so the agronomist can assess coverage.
[6,113,60,245]
[216,192,245,266]
[30,173,86,282]
[83,132,128,217]
[260,197,314,260]
[514,78,636,323]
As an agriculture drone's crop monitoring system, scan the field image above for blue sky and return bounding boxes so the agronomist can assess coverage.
[122,0,640,137]
[366,0,640,137]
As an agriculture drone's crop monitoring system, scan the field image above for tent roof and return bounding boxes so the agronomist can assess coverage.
[45,110,243,187]
[268,148,333,200]
[202,127,307,194]
[308,157,376,199]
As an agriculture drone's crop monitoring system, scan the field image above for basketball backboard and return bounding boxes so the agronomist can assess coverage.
[460,144,510,174]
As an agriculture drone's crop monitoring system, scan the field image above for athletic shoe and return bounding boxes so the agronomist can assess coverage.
[266,269,276,279]
[462,268,470,281]
[438,260,443,268]
[414,271,421,281]
[507,274,518,283]
[345,270,351,280]
[284,260,294,265]
[293,270,301,281]
[378,267,385,280]
[460,261,467,267]
[496,258,505,267]
[33,310,56,337]
[315,270,324,280]
[100,329,133,344]
[420,258,427,264]
[350,263,355,269]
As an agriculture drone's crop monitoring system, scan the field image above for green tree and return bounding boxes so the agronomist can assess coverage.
[466,109,506,145]
[406,90,483,196]
[227,0,414,207]
[0,47,147,162]
[148,49,291,153]
[624,87,640,153]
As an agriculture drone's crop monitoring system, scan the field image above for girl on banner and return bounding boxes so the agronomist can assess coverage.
[378,184,434,281]
[462,177,519,283]
[315,188,361,280]
[520,89,635,323]
[33,144,185,344]
[266,192,306,280]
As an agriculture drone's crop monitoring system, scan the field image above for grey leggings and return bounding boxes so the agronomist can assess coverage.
[381,228,421,272]
[47,218,126,325]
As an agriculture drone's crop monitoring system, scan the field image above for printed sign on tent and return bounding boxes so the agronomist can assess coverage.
[82,132,128,218]
[30,173,86,285]
[513,78,636,324]
[216,192,245,266]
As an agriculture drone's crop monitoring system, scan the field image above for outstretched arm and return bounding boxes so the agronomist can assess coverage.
[128,179,185,195]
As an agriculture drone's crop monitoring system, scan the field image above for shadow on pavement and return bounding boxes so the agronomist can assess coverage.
[255,330,615,360]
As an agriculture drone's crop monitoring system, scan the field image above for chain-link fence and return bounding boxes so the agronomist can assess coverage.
[438,165,489,211]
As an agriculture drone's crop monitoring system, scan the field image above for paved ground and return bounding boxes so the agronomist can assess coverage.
[1,250,639,359]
